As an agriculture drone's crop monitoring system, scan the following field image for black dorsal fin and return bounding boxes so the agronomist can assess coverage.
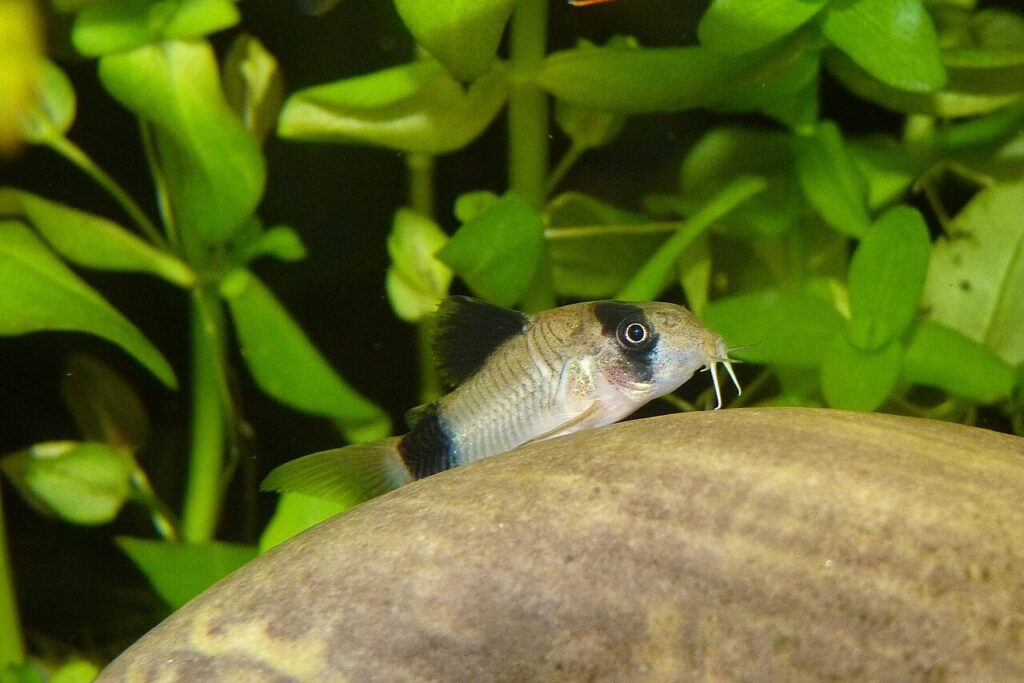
[433,296,529,386]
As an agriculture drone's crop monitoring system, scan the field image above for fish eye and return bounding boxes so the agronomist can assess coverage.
[618,320,651,348]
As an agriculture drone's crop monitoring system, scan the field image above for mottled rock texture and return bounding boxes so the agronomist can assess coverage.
[98,408,1024,682]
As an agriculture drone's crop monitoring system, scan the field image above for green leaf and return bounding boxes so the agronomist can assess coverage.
[221,33,283,143]
[847,206,931,351]
[703,288,845,367]
[437,192,545,307]
[699,0,828,55]
[0,188,195,286]
[259,492,349,553]
[0,662,44,683]
[616,175,767,301]
[219,269,390,443]
[793,120,871,238]
[116,537,256,609]
[711,51,820,130]
[554,98,626,151]
[538,41,799,114]
[385,208,452,323]
[453,190,500,223]
[901,321,1015,403]
[848,138,931,209]
[1,441,133,525]
[822,0,945,93]
[551,38,631,149]
[826,50,1023,118]
[680,126,801,239]
[0,220,176,387]
[921,180,1024,365]
[18,61,76,143]
[544,192,663,299]
[679,234,712,317]
[277,59,508,155]
[72,0,239,57]
[393,0,515,81]
[820,333,902,411]
[233,223,307,264]
[62,352,151,453]
[48,660,100,683]
[99,40,265,244]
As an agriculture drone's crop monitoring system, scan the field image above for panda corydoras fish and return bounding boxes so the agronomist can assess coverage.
[262,296,740,503]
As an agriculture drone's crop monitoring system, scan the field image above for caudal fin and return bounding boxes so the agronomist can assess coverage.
[260,439,411,506]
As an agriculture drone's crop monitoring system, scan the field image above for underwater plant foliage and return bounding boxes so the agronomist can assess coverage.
[0,0,1022,675]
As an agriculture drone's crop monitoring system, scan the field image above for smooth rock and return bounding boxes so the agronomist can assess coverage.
[98,408,1024,682]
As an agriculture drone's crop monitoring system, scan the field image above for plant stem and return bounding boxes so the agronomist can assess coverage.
[181,289,227,543]
[546,141,586,195]
[508,0,555,310]
[545,221,682,240]
[417,316,442,406]
[406,152,435,220]
[616,175,767,301]
[139,119,181,253]
[405,151,441,407]
[44,135,168,250]
[131,469,180,541]
[0,485,25,667]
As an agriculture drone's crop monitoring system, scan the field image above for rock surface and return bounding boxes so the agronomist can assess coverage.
[98,408,1024,682]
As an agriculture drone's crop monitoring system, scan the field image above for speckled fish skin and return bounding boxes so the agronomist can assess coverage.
[261,298,739,502]
[435,301,729,467]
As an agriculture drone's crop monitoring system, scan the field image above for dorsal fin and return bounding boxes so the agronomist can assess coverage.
[433,296,529,386]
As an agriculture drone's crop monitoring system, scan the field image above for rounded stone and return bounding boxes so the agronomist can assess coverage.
[98,408,1024,682]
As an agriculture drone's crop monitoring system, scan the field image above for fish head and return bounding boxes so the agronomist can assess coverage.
[592,301,740,409]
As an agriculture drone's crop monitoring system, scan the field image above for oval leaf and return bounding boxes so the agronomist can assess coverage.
[901,321,1015,403]
[3,441,134,526]
[62,352,151,453]
[18,60,76,143]
[826,50,1024,118]
[703,288,845,367]
[921,180,1024,365]
[822,0,945,93]
[385,208,452,322]
[72,0,239,57]
[222,33,283,143]
[0,188,195,286]
[436,192,545,308]
[219,269,390,443]
[277,59,508,155]
[847,206,931,351]
[393,0,514,81]
[793,120,871,238]
[99,40,265,244]
[699,0,828,55]
[0,220,176,387]
[539,44,765,113]
[821,333,902,411]
[116,537,256,609]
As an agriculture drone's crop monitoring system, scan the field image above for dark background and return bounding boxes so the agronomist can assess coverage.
[0,0,1015,657]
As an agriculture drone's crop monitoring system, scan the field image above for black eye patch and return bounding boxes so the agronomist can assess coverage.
[594,302,658,381]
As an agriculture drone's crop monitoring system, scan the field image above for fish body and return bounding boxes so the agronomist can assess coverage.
[262,296,739,503]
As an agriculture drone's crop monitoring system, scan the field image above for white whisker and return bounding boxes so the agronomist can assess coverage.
[724,359,741,397]
[709,361,724,410]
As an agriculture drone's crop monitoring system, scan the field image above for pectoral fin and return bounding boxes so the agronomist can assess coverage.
[261,438,411,506]
[526,401,604,444]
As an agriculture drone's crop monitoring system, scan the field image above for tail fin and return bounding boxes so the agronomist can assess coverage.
[260,438,411,506]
